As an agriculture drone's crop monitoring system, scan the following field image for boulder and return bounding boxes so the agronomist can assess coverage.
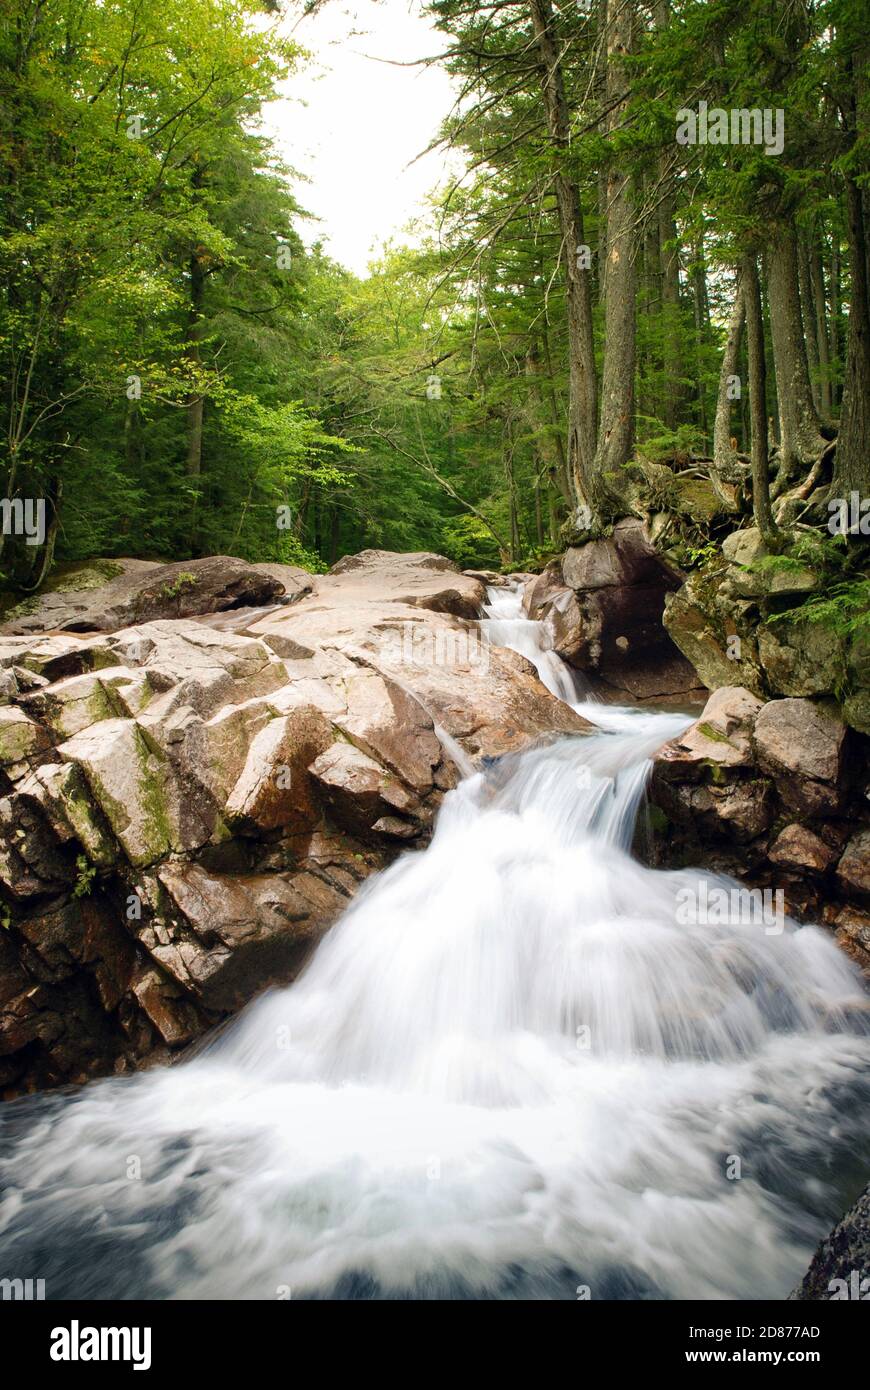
[0,556,286,635]
[663,565,766,695]
[757,618,846,697]
[769,824,838,874]
[753,698,847,815]
[837,830,870,903]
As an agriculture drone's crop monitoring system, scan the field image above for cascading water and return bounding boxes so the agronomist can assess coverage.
[1,584,868,1300]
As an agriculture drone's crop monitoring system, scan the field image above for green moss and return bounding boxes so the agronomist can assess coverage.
[133,731,174,858]
[697,722,731,744]
[161,571,198,600]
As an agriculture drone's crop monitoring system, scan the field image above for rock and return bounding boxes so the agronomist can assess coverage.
[0,548,596,1096]
[0,556,286,635]
[562,518,679,591]
[769,824,838,874]
[244,550,594,760]
[524,561,565,619]
[648,688,870,944]
[147,862,351,1013]
[757,618,846,697]
[320,549,486,620]
[831,906,870,972]
[721,527,768,567]
[664,565,766,695]
[0,705,51,776]
[535,521,705,705]
[542,589,586,666]
[791,1182,870,1300]
[837,830,870,902]
[753,698,847,816]
[225,706,333,835]
[463,569,504,585]
[653,774,773,844]
[662,548,870,741]
[309,742,423,841]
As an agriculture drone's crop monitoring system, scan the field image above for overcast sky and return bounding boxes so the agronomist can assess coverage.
[262,1,460,275]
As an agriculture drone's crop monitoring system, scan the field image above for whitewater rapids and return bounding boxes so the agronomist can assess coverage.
[0,585,868,1300]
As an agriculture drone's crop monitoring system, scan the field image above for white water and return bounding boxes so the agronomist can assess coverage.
[1,584,868,1300]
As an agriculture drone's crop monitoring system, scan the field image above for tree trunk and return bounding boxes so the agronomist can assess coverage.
[808,237,833,416]
[655,1,681,431]
[743,255,779,547]
[766,221,826,472]
[713,275,745,476]
[829,235,841,411]
[798,235,822,414]
[691,239,710,443]
[659,186,682,431]
[833,175,870,500]
[592,0,637,515]
[525,343,571,507]
[185,246,205,477]
[529,0,597,519]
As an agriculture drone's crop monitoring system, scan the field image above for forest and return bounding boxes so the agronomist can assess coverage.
[1,0,868,592]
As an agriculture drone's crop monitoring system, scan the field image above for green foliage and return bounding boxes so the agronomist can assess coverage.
[72,854,97,899]
[768,577,870,639]
[160,572,198,600]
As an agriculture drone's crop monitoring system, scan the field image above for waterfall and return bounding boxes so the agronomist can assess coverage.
[1,584,868,1301]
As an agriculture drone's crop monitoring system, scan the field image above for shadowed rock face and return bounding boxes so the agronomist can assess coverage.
[646,686,870,968]
[523,519,706,706]
[791,1182,870,1300]
[0,549,594,1097]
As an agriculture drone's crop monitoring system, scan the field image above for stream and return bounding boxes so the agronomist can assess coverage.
[0,584,868,1300]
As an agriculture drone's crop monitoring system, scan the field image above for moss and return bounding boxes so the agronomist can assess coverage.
[697,722,731,745]
[0,559,125,620]
[60,772,117,866]
[161,571,198,600]
[133,732,174,859]
[0,717,38,764]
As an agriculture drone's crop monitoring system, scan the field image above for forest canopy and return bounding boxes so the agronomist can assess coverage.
[1,0,868,586]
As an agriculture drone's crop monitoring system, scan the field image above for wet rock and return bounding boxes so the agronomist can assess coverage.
[791,1183,870,1300]
[769,824,838,874]
[149,861,352,1013]
[648,690,870,955]
[837,830,870,903]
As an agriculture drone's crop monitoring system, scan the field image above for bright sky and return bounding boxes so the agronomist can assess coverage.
[263,1,460,275]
